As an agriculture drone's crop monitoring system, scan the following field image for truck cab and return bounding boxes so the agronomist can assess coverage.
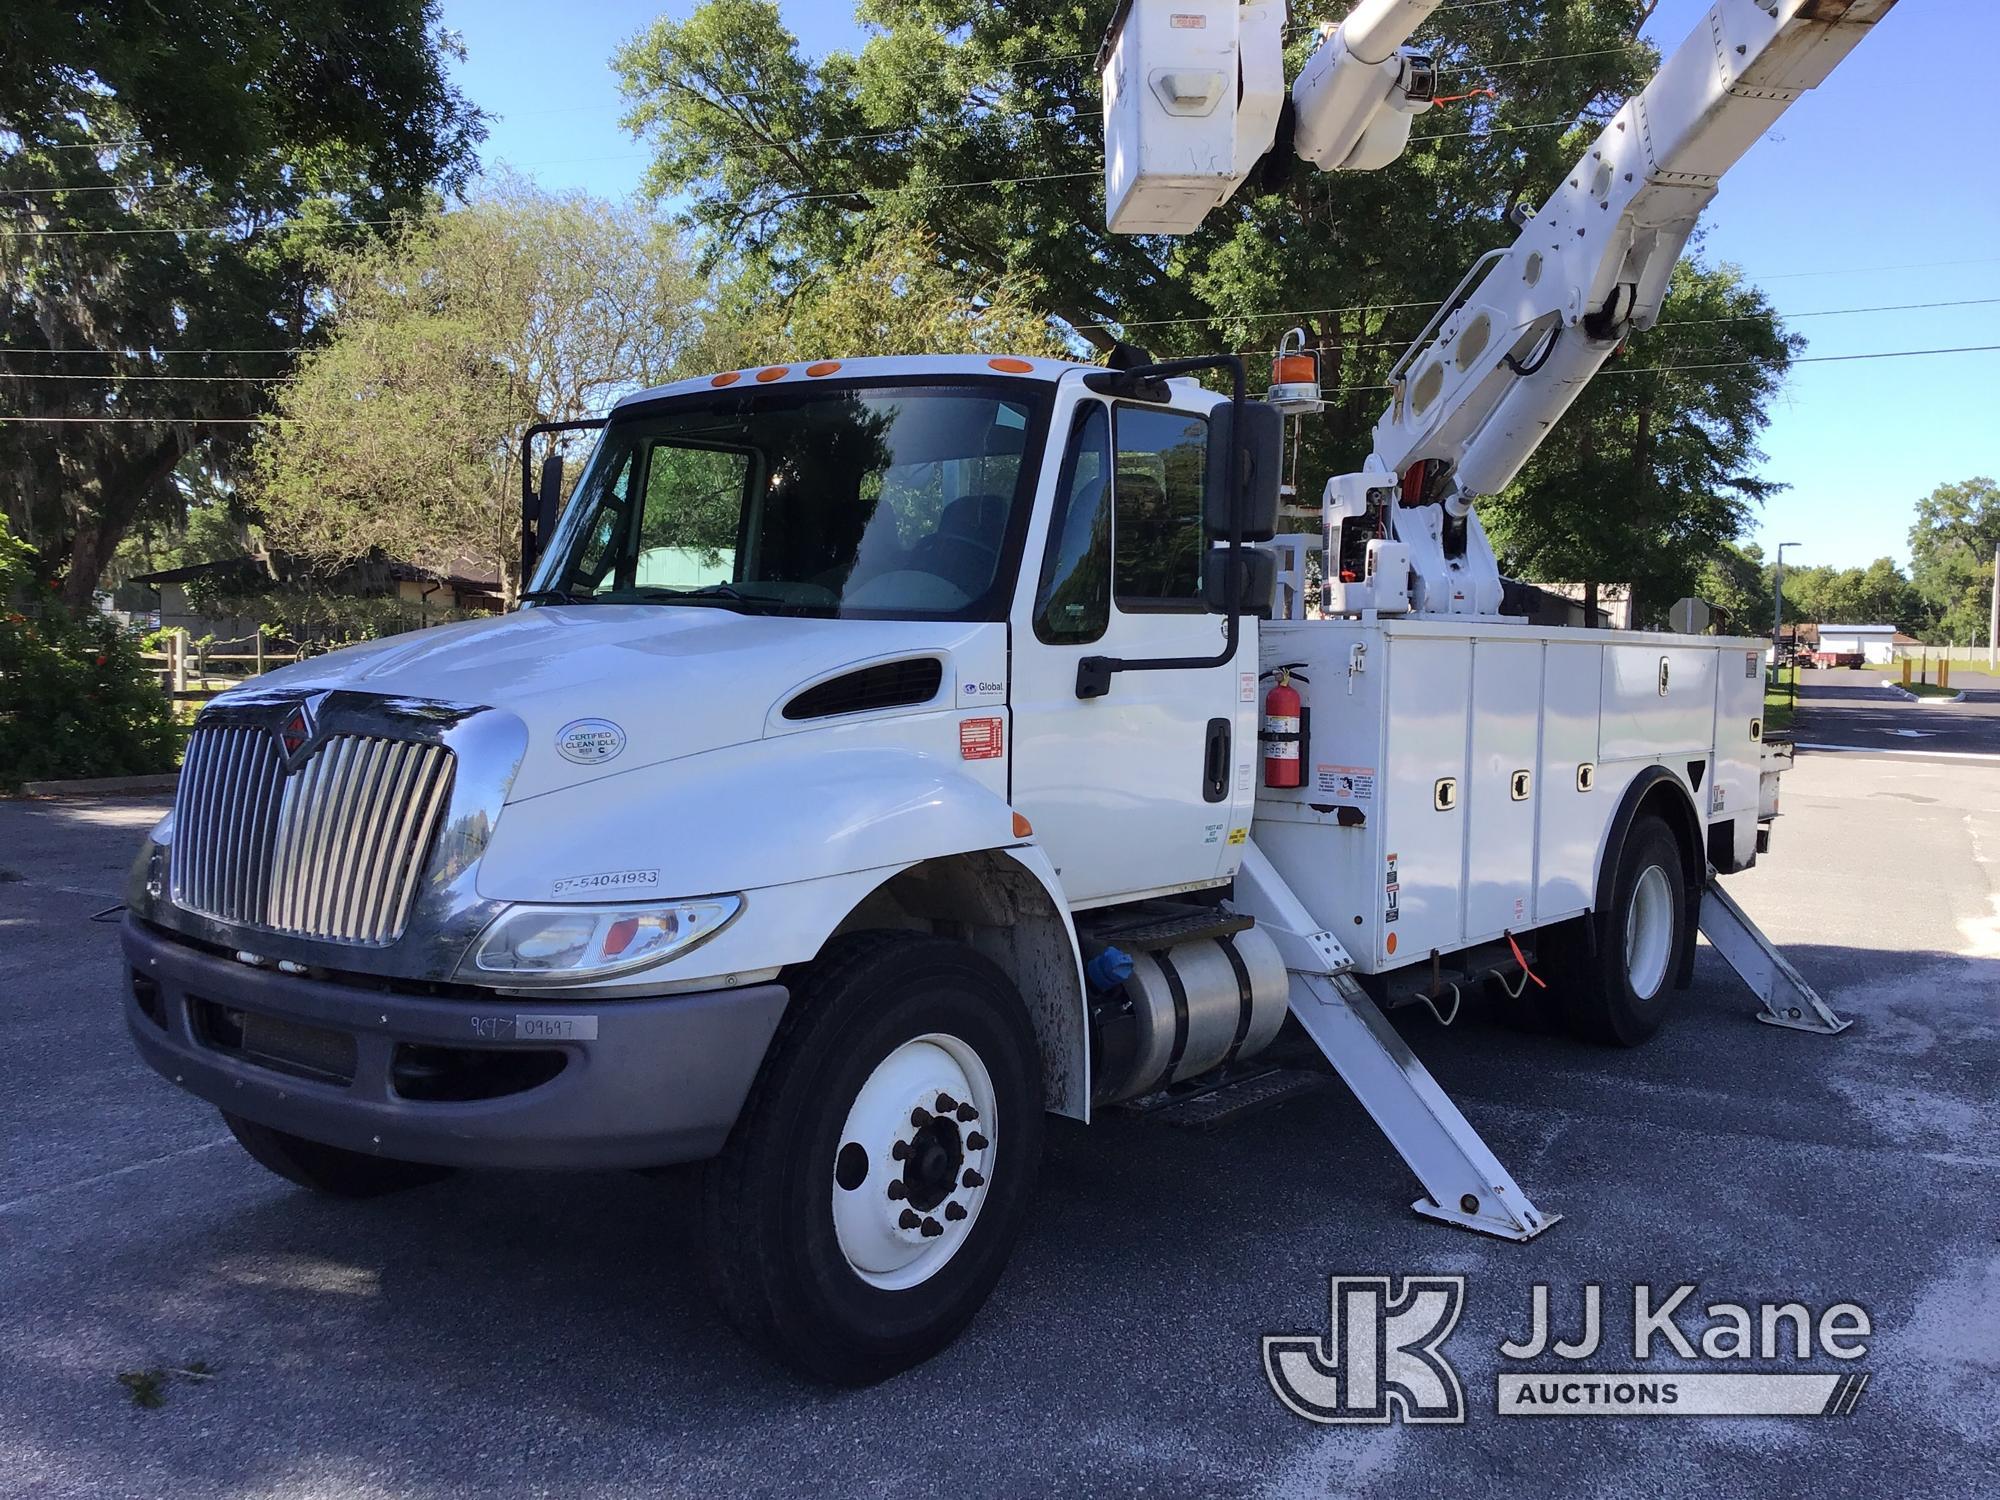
[122,355,1297,1381]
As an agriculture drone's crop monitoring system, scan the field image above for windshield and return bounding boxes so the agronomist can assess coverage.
[529,381,1050,619]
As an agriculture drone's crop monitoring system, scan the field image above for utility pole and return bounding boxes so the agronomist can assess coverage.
[1774,541,1802,686]
[1989,540,1997,673]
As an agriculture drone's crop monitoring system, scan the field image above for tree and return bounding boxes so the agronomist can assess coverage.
[1481,259,1797,626]
[250,181,707,604]
[0,0,484,606]
[1908,477,2000,644]
[698,228,1071,369]
[1697,540,1767,636]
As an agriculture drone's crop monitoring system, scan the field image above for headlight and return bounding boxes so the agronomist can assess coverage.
[151,810,175,845]
[463,896,742,982]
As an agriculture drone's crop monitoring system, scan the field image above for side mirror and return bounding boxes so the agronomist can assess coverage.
[1204,545,1277,617]
[1204,399,1283,542]
[536,452,565,551]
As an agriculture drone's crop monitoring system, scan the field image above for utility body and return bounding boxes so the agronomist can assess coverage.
[123,0,1886,1381]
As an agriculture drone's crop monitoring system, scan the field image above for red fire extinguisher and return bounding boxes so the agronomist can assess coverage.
[1262,668,1303,788]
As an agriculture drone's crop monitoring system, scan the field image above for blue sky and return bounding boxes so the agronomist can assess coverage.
[440,0,1999,572]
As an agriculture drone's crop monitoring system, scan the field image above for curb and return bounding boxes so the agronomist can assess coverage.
[1878,680,1967,704]
[15,772,180,797]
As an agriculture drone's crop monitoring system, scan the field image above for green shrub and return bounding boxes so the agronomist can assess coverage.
[0,518,180,789]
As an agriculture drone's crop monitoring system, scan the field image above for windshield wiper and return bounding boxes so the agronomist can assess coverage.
[618,583,791,610]
[518,587,596,606]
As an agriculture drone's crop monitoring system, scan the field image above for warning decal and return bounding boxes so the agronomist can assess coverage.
[959,716,1004,760]
[1315,764,1376,802]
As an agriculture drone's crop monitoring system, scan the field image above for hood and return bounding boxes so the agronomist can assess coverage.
[236,606,1005,801]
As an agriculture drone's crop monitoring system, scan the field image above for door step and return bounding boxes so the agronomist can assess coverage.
[1082,906,1254,952]
[1126,1066,1330,1130]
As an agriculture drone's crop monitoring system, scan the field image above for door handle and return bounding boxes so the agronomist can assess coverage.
[1203,718,1231,804]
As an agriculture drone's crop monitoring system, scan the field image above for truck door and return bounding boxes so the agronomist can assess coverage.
[1009,392,1246,906]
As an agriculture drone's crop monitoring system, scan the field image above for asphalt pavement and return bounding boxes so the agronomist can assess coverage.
[1791,663,2000,758]
[2,746,1997,1499]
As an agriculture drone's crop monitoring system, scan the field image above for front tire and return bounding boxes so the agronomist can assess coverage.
[222,1113,454,1198]
[700,932,1044,1384]
[1553,816,1688,1047]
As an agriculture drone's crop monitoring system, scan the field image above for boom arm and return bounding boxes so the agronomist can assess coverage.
[1369,0,1896,514]
[1100,0,1899,618]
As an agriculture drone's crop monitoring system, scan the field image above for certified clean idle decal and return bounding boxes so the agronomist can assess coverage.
[554,717,627,765]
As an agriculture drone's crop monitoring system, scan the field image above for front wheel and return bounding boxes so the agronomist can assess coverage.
[1552,816,1688,1047]
[700,933,1044,1384]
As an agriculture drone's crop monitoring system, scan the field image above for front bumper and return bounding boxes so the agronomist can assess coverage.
[120,917,788,1170]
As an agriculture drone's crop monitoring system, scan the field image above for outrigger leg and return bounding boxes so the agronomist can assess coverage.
[1698,875,1852,1036]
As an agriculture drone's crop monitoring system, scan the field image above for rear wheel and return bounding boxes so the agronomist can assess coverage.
[1553,816,1688,1047]
[701,932,1043,1384]
[221,1113,453,1198]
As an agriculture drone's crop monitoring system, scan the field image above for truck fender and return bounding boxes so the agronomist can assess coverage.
[834,842,1091,1123]
[1589,764,1705,989]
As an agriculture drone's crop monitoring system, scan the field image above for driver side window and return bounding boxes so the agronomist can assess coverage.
[1033,404,1112,644]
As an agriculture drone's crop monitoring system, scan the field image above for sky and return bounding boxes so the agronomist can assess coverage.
[439,0,2000,573]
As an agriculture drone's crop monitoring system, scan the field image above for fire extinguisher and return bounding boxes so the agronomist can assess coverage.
[1261,666,1305,788]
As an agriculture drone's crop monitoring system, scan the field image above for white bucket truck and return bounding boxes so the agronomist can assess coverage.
[124,0,1886,1381]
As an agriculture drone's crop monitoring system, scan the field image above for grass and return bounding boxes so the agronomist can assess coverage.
[1895,679,1960,699]
[1763,664,1799,734]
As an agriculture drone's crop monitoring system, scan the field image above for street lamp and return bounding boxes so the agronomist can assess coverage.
[1774,541,1802,685]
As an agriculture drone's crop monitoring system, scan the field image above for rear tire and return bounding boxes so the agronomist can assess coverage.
[222,1113,454,1198]
[1552,816,1688,1047]
[700,932,1044,1385]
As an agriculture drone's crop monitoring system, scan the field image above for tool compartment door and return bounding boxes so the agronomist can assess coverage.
[1464,638,1542,942]
[1378,635,1471,964]
[1536,640,1604,922]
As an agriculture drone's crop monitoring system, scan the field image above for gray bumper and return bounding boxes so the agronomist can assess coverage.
[120,917,787,1170]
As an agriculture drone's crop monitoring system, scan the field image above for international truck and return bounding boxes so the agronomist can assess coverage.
[121,0,1883,1382]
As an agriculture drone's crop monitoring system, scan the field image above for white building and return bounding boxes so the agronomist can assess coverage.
[1815,623,1899,664]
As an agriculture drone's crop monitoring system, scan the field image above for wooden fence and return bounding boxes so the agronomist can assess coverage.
[140,630,300,704]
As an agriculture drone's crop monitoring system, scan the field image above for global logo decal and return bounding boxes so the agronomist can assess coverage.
[555,718,627,766]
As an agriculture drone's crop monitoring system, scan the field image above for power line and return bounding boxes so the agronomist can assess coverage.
[1081,266,2000,335]
[6,343,1999,422]
[3,288,1993,373]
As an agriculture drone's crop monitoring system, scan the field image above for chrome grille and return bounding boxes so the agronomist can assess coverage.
[173,725,455,945]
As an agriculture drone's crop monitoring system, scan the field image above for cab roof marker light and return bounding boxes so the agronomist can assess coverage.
[988,357,1034,374]
[710,371,741,387]
[755,366,790,382]
[806,360,842,376]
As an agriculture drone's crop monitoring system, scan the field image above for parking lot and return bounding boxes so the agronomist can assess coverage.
[3,675,1997,1499]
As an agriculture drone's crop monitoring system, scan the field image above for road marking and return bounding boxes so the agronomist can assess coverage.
[1796,743,2000,763]
[0,1136,231,1216]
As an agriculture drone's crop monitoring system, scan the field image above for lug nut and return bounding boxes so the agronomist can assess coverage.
[899,1209,922,1230]
[965,1131,989,1152]
[956,1103,978,1122]
[935,1093,958,1114]
[920,1217,944,1238]
[962,1168,984,1189]
[887,1180,907,1200]
[944,1202,967,1222]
